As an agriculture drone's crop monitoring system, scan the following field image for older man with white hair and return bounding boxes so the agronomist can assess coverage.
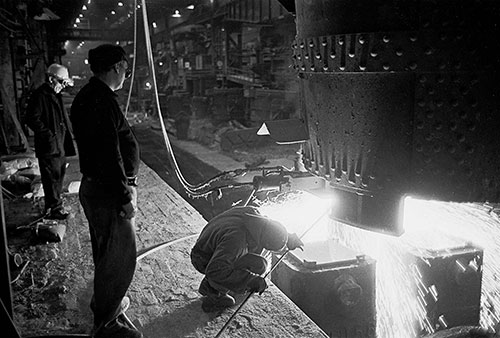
[26,63,76,220]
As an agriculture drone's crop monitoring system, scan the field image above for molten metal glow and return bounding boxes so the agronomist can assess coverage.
[257,191,500,337]
[331,197,500,338]
[256,191,332,243]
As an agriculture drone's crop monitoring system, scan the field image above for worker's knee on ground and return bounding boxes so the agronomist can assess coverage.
[234,253,268,275]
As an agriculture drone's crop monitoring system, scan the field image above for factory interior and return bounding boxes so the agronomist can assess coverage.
[1,0,500,337]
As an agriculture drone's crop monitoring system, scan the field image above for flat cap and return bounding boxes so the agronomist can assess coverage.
[88,44,127,72]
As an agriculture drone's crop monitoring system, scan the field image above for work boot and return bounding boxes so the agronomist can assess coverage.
[93,315,143,338]
[198,278,218,297]
[201,294,236,313]
[46,209,69,220]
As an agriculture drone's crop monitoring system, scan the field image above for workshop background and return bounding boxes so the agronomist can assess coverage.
[1,1,500,338]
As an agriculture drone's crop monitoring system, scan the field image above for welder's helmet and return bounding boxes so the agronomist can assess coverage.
[261,220,288,252]
[47,63,73,86]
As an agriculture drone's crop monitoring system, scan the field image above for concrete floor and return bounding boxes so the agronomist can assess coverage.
[5,120,327,338]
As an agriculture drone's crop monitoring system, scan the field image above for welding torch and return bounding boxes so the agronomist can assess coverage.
[213,207,331,338]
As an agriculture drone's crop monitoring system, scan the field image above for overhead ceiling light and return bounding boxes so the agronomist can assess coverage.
[152,21,157,28]
[187,5,195,10]
[118,1,124,6]
[111,10,116,15]
[79,13,83,17]
[75,18,80,23]
[73,23,77,27]
[172,10,181,17]
[82,5,87,10]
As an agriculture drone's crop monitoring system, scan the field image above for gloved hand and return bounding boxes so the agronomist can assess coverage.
[246,276,267,295]
[286,233,304,251]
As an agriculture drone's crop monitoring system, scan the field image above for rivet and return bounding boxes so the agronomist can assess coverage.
[409,62,417,70]
[450,121,458,131]
[416,143,423,152]
[301,65,306,71]
[349,52,355,58]
[417,100,426,107]
[433,144,441,153]
[383,35,390,43]
[300,42,305,49]
[459,111,468,119]
[297,54,302,61]
[330,51,336,59]
[448,146,456,154]
[395,48,403,57]
[315,53,321,60]
[323,65,329,71]
[419,75,427,83]
[304,54,309,60]
[437,75,445,83]
[338,37,344,45]
[439,62,447,70]
[359,35,365,44]
[370,51,378,58]
[425,133,433,141]
[427,86,435,95]
[310,65,315,71]
[359,65,366,71]
[424,47,433,56]
[466,145,474,154]
[457,134,466,143]
[383,63,390,70]
[416,120,424,129]
[321,38,327,47]
[434,122,443,130]
[435,100,444,107]
[339,65,345,71]
[410,35,417,42]
[450,99,458,107]
[309,40,314,48]
[425,110,434,118]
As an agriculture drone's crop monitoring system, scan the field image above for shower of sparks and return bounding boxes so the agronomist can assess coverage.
[331,197,500,338]
[256,192,500,338]
[256,191,332,243]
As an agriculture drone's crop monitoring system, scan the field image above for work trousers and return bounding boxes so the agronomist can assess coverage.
[191,251,268,294]
[38,156,66,212]
[79,178,137,326]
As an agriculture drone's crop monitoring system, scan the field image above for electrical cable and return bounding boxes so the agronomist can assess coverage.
[136,185,256,262]
[213,207,332,338]
[124,0,138,117]
[137,0,271,198]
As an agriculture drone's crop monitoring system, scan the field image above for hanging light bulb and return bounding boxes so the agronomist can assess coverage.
[172,10,181,17]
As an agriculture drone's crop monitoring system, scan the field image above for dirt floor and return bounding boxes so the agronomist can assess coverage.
[4,117,327,338]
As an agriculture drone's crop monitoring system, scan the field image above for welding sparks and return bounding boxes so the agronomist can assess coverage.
[256,191,332,243]
[255,191,500,337]
[332,197,500,338]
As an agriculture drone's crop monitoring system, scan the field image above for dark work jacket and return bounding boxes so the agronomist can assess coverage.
[26,83,76,158]
[191,206,277,294]
[70,77,140,205]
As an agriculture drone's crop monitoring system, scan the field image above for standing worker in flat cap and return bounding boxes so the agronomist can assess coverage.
[191,206,304,312]
[71,44,142,338]
[26,63,76,220]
